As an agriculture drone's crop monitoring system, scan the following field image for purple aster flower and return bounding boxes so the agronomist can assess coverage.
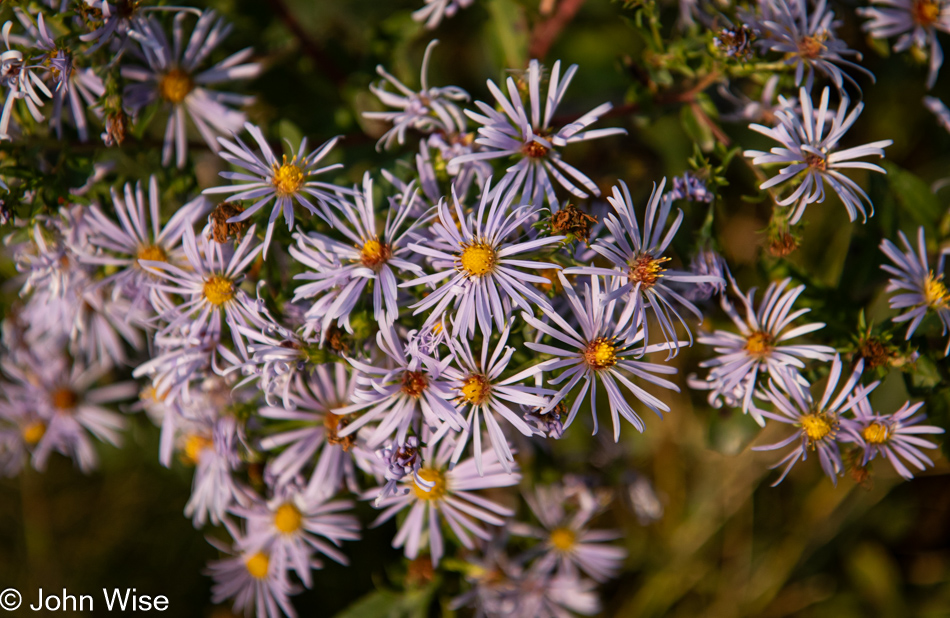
[860,0,950,89]
[669,172,713,203]
[0,351,136,473]
[842,398,945,479]
[880,227,950,355]
[512,481,626,582]
[142,223,267,360]
[750,0,873,90]
[368,435,520,566]
[364,39,469,150]
[694,278,835,424]
[232,483,360,587]
[754,356,875,485]
[203,122,345,257]
[683,248,729,302]
[448,59,627,208]
[51,68,105,142]
[522,273,680,441]
[289,173,427,335]
[334,324,466,449]
[373,436,432,506]
[401,178,565,339]
[80,177,207,314]
[258,364,365,498]
[123,10,261,169]
[565,179,723,353]
[182,412,250,527]
[443,325,550,474]
[0,22,52,140]
[207,519,299,618]
[744,87,892,224]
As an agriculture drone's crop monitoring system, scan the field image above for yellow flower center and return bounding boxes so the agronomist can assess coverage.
[401,370,428,398]
[52,387,78,411]
[745,331,773,357]
[914,0,942,25]
[158,68,194,104]
[800,413,834,442]
[274,503,303,534]
[181,434,213,466]
[460,374,490,405]
[136,244,167,264]
[924,273,950,308]
[863,421,890,445]
[459,242,496,277]
[203,275,235,306]
[628,254,669,290]
[360,238,392,270]
[245,552,270,580]
[549,527,576,552]
[271,156,305,196]
[412,468,447,501]
[22,420,46,445]
[584,337,618,370]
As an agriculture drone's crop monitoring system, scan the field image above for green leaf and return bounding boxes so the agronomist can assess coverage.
[882,161,945,229]
[486,0,528,70]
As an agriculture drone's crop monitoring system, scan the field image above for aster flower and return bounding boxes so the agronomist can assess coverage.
[123,10,261,169]
[694,278,836,424]
[751,0,872,90]
[753,356,876,486]
[507,564,601,618]
[683,248,729,302]
[669,171,713,202]
[232,483,360,587]
[0,351,136,473]
[80,177,207,313]
[401,179,564,339]
[368,435,520,567]
[364,39,469,150]
[860,0,950,89]
[204,122,345,257]
[512,482,626,582]
[289,173,427,335]
[13,9,72,94]
[182,412,251,527]
[373,436,431,506]
[880,227,950,355]
[413,0,475,29]
[207,520,298,618]
[522,273,681,441]
[443,326,551,474]
[745,87,892,224]
[566,179,722,352]
[141,223,266,360]
[258,365,366,498]
[334,325,466,449]
[447,59,627,208]
[78,0,180,53]
[0,21,53,140]
[842,398,945,479]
